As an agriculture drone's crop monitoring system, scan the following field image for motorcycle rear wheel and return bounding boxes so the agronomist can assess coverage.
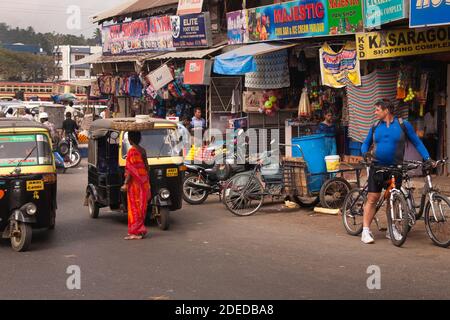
[182,173,209,205]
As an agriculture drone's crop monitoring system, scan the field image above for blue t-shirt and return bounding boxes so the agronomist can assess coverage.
[361,117,430,165]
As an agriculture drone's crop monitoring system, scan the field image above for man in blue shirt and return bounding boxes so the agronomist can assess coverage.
[191,107,206,131]
[360,99,432,244]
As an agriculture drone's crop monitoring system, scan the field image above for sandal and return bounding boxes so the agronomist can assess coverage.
[124,235,143,240]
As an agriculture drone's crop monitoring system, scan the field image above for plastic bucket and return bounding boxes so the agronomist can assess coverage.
[325,155,340,172]
[292,134,327,192]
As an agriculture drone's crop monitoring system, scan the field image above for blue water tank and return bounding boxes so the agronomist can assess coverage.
[292,134,327,192]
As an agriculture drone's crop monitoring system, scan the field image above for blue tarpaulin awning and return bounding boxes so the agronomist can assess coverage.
[213,43,296,75]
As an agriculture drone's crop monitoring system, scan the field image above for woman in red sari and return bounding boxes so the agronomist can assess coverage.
[121,131,151,240]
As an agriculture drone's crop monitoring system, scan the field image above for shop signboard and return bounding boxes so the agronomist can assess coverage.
[356,26,450,60]
[171,12,212,48]
[177,0,204,15]
[102,13,211,55]
[363,0,406,28]
[410,0,450,28]
[102,16,173,55]
[246,0,330,42]
[226,0,365,44]
[146,64,174,91]
[227,10,248,44]
[184,59,212,85]
[328,0,364,35]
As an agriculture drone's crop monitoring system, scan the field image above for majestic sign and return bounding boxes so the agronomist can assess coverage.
[410,0,450,28]
[177,0,204,15]
[363,0,406,28]
[102,13,211,55]
[226,0,364,43]
[356,26,450,60]
[320,42,361,87]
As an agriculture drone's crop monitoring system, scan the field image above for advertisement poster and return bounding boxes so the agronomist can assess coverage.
[247,0,329,42]
[184,59,212,85]
[102,16,173,55]
[177,0,204,15]
[172,12,212,48]
[328,0,363,35]
[356,27,450,60]
[319,42,361,88]
[364,0,406,28]
[146,64,174,91]
[227,10,248,44]
[410,0,450,28]
[102,13,211,54]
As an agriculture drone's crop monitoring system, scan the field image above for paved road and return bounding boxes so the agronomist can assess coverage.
[1,160,450,299]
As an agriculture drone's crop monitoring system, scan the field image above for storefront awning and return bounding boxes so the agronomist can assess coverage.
[143,45,226,61]
[213,43,296,75]
[73,52,166,65]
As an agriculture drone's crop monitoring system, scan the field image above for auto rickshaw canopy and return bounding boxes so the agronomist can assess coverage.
[0,118,49,134]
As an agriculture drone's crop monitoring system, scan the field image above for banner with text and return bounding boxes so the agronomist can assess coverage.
[177,0,204,15]
[410,0,450,28]
[356,26,450,60]
[102,13,211,55]
[227,10,248,44]
[363,0,406,28]
[320,42,361,88]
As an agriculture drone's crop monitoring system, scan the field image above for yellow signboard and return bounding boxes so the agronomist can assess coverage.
[356,26,450,60]
[26,180,44,191]
[166,168,178,177]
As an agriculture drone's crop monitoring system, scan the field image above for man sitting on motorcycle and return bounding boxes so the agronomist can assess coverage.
[62,112,79,143]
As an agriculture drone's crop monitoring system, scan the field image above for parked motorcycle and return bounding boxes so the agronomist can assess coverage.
[182,162,248,205]
[58,133,81,169]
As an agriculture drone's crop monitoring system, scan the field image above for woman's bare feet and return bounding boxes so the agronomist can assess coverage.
[124,235,143,240]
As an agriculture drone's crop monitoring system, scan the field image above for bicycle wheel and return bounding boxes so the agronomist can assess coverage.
[386,192,410,247]
[224,174,264,217]
[424,194,450,248]
[320,177,352,209]
[342,188,366,236]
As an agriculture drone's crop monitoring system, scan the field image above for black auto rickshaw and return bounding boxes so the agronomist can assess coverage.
[0,119,57,252]
[85,118,184,230]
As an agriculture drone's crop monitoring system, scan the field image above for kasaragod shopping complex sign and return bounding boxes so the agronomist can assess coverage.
[356,26,450,60]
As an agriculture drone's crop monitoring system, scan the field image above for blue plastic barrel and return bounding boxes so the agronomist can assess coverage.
[292,134,327,192]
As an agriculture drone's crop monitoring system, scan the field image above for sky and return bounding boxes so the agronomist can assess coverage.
[0,0,125,36]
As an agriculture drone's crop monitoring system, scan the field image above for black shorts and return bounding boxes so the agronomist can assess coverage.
[367,167,402,193]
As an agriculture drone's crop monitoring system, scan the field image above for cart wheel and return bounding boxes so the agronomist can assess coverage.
[319,177,352,209]
[88,194,100,219]
[156,207,170,231]
[10,221,32,252]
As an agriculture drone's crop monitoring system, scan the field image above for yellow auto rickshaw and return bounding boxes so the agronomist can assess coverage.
[85,118,185,230]
[0,119,57,252]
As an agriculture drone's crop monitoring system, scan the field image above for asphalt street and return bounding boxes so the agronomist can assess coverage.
[1,160,450,299]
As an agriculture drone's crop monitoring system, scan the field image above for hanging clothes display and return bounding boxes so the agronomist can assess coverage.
[298,88,311,117]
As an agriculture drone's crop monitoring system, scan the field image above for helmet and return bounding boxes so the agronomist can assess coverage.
[39,112,49,119]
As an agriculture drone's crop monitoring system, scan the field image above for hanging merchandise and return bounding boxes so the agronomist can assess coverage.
[319,42,361,88]
[90,79,101,98]
[245,50,290,89]
[298,88,312,118]
[418,73,429,117]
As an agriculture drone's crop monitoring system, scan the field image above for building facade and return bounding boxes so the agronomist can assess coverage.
[53,45,102,81]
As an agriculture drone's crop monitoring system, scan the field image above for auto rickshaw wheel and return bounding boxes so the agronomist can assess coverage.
[48,210,56,230]
[88,194,100,219]
[10,221,32,252]
[155,207,170,231]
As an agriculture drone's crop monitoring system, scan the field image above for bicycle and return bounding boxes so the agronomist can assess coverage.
[342,158,450,247]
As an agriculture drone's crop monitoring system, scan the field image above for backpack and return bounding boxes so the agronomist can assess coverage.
[370,117,412,162]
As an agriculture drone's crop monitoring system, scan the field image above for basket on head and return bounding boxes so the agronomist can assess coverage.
[110,119,155,131]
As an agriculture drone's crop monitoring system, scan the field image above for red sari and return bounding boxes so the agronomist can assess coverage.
[125,146,151,236]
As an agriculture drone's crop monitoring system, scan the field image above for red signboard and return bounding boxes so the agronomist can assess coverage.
[184,60,212,85]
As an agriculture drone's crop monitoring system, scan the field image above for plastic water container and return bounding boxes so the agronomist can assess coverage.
[325,155,340,172]
[292,134,327,192]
